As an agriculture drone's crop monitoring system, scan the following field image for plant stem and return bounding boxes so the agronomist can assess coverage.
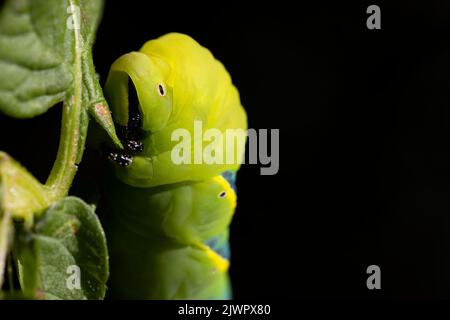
[0,212,11,290]
[45,1,83,201]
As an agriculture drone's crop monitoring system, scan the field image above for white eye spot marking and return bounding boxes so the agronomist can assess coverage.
[157,83,166,96]
[219,191,227,198]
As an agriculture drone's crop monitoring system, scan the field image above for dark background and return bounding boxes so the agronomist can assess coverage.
[2,1,450,299]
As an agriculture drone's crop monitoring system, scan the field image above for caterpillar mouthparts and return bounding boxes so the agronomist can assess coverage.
[105,84,144,167]
[105,149,133,167]
[124,139,143,153]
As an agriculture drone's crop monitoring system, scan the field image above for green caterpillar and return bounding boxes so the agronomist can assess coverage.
[99,33,247,299]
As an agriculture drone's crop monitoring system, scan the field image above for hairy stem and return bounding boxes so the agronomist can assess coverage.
[45,1,83,201]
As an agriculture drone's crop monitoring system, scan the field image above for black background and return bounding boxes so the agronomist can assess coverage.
[2,1,450,299]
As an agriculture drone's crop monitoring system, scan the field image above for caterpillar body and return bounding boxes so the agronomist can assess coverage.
[100,33,247,299]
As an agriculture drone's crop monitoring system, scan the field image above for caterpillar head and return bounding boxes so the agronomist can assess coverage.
[105,51,173,134]
[102,33,247,188]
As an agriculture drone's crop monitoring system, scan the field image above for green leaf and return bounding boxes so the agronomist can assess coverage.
[0,0,121,143]
[0,152,50,225]
[0,151,51,293]
[15,196,109,300]
[0,0,71,118]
